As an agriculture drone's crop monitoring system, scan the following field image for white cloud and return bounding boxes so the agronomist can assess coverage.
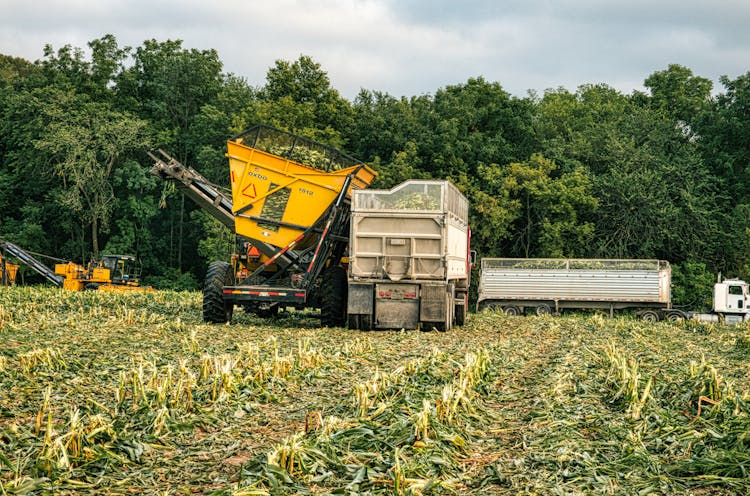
[1,0,748,99]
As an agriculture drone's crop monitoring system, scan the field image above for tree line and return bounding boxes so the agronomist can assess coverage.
[1,35,748,306]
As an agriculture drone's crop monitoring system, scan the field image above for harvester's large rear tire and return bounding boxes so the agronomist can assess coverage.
[203,261,234,324]
[320,266,347,327]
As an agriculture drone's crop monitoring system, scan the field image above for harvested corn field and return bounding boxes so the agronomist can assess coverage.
[2,287,750,495]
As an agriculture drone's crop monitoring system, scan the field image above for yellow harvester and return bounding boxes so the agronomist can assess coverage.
[151,124,376,324]
[1,239,150,291]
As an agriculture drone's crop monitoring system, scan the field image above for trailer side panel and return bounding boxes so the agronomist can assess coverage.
[477,258,671,311]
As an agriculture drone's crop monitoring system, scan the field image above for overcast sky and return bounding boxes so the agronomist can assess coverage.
[1,0,749,100]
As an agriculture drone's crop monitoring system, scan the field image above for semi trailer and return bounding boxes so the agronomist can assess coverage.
[476,257,750,323]
[347,180,473,331]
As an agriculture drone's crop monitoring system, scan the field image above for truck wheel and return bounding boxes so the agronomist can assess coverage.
[361,315,372,331]
[348,314,360,330]
[320,266,347,327]
[348,314,372,331]
[455,303,466,326]
[503,305,521,317]
[203,261,234,324]
[535,304,551,316]
[640,310,660,323]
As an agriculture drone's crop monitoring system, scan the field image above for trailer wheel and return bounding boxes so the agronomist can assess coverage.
[503,305,521,317]
[535,304,552,316]
[320,266,347,327]
[484,302,502,312]
[360,315,372,331]
[665,311,686,323]
[640,310,660,323]
[455,302,466,326]
[203,261,234,324]
[348,314,360,330]
[348,314,372,331]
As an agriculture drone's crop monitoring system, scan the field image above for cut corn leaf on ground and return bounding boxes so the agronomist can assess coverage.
[1,287,750,494]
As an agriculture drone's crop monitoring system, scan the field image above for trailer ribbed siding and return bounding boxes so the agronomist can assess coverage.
[477,258,671,306]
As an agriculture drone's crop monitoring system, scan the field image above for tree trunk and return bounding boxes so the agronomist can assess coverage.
[524,191,531,258]
[92,217,99,259]
[178,193,184,270]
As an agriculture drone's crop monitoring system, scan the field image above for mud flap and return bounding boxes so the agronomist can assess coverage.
[420,284,447,323]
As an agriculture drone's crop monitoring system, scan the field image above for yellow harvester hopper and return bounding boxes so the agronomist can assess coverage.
[227,126,376,250]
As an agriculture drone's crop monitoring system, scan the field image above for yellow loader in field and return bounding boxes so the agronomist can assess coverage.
[54,255,151,292]
[1,239,150,291]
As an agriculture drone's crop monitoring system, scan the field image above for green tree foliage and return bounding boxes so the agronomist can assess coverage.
[671,261,717,310]
[256,55,353,146]
[504,155,598,258]
[117,39,223,152]
[35,91,150,257]
[370,141,429,188]
[535,84,721,264]
[1,37,749,297]
[691,72,750,275]
[464,155,597,259]
[348,90,430,165]
[644,64,713,126]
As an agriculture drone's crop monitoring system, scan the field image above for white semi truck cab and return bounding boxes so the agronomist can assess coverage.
[705,278,750,324]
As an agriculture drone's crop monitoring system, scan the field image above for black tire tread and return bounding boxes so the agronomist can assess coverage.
[320,266,347,327]
[203,261,233,323]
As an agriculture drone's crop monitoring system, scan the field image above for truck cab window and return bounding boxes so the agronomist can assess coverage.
[729,285,744,295]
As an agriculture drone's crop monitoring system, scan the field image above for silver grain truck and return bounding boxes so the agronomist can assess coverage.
[477,257,750,323]
[347,180,472,330]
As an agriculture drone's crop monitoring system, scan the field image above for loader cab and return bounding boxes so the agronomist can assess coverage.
[97,255,139,284]
[713,279,750,315]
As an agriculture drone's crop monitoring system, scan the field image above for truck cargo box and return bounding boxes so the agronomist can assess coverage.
[349,180,470,282]
[348,180,472,331]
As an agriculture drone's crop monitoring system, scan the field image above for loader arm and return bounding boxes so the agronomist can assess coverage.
[149,149,235,229]
[0,240,64,287]
[148,150,292,267]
